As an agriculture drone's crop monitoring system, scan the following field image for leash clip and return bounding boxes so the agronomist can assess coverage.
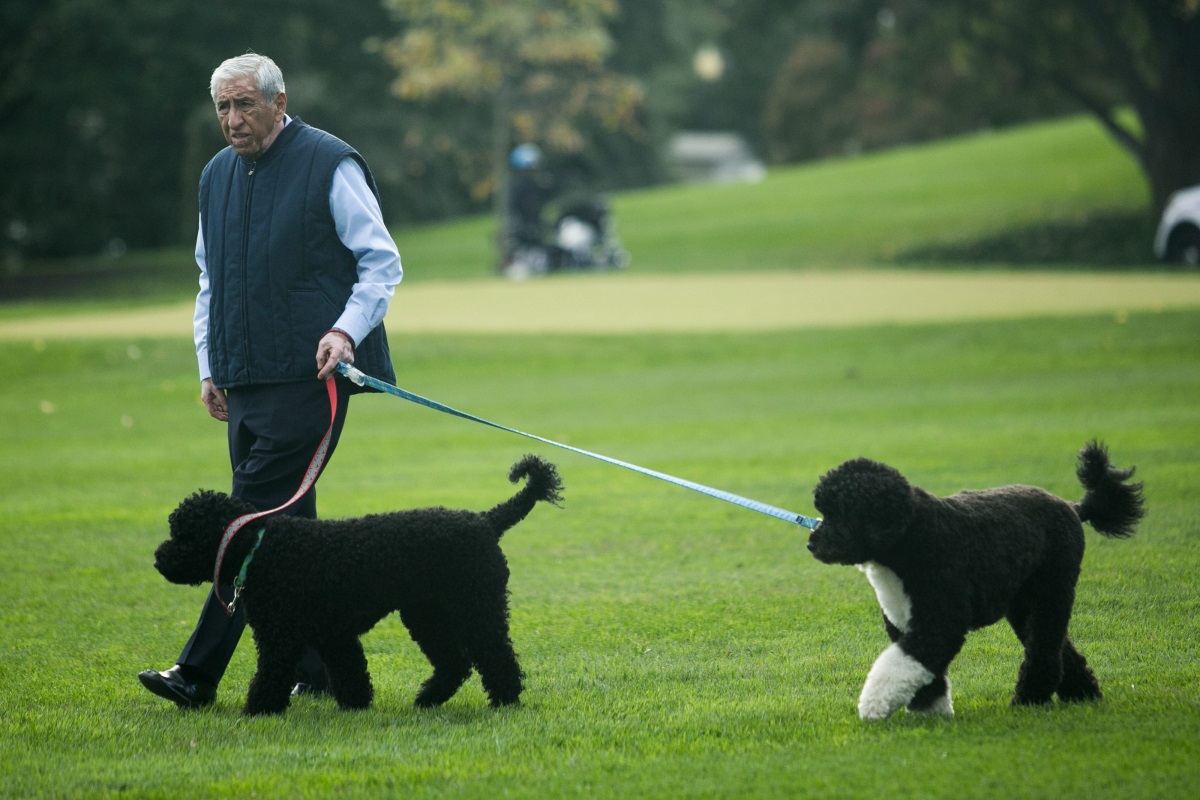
[337,361,366,386]
[229,585,242,614]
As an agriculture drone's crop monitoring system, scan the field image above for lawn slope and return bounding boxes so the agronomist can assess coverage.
[398,114,1149,280]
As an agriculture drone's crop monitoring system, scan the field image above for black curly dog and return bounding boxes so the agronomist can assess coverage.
[807,441,1143,720]
[153,455,562,716]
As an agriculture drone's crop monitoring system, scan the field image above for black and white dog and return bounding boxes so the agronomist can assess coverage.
[807,441,1144,720]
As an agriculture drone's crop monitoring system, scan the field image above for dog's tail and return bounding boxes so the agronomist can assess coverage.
[1074,440,1145,539]
[483,454,564,538]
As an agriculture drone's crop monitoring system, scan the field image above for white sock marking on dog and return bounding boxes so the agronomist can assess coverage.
[859,562,912,632]
[858,643,936,721]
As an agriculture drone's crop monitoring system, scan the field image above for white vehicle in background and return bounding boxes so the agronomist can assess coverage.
[1154,185,1200,265]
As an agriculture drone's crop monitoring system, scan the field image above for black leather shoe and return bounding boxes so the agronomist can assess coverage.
[138,666,216,709]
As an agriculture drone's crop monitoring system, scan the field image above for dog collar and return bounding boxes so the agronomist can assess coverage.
[229,527,265,613]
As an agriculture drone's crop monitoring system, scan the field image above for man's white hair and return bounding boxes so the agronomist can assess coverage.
[210,53,285,104]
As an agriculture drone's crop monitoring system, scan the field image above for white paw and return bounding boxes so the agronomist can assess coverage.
[858,643,935,721]
[858,695,896,721]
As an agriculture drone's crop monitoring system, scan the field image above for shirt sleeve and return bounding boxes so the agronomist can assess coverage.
[193,216,212,383]
[328,158,402,345]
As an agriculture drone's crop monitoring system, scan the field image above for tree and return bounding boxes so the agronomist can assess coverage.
[0,0,206,261]
[698,0,828,144]
[0,0,415,263]
[378,0,646,254]
[757,1,1075,164]
[942,0,1200,214]
[722,0,1198,214]
[696,0,1068,164]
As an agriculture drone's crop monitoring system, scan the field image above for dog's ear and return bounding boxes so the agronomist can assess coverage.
[860,462,916,535]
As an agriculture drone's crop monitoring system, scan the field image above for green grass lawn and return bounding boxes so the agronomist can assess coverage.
[1,114,1197,798]
[397,114,1150,279]
[2,308,1198,798]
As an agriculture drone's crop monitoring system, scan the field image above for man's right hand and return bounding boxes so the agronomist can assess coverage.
[200,379,229,421]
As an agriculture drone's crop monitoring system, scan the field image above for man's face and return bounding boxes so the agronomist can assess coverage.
[214,75,286,160]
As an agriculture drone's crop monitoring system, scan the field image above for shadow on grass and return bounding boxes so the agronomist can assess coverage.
[0,261,198,303]
[0,210,1187,306]
[0,240,196,304]
[894,210,1173,270]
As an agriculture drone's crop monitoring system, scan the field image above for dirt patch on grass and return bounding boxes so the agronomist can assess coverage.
[2,270,1199,340]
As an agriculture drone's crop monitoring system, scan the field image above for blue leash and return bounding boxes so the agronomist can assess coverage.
[336,362,821,531]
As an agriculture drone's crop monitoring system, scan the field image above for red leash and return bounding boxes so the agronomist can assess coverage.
[212,377,339,615]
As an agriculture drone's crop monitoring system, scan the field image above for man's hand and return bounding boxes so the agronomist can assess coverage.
[200,379,229,421]
[317,328,355,380]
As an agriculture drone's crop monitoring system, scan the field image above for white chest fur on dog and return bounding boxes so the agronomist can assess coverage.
[858,561,912,632]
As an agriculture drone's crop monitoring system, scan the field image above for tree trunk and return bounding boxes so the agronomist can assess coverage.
[491,73,513,272]
[1141,106,1200,214]
[956,1,1200,217]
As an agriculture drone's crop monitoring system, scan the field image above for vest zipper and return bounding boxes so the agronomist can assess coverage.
[240,160,255,381]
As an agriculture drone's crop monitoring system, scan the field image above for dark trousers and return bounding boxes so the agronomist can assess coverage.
[177,376,351,685]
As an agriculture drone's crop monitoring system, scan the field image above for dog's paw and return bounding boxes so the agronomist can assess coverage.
[858,643,935,721]
[908,692,954,717]
[907,675,954,716]
[858,696,897,721]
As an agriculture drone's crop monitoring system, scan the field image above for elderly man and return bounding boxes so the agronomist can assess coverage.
[138,53,401,708]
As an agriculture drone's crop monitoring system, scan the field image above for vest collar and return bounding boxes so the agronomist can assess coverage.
[238,116,307,171]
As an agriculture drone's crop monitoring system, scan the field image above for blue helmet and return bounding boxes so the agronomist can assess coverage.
[510,143,543,170]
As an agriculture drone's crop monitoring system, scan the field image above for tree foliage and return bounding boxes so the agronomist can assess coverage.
[712,0,1074,163]
[1,0,413,262]
[944,0,1200,212]
[377,0,647,230]
[1,0,212,260]
[707,0,1198,214]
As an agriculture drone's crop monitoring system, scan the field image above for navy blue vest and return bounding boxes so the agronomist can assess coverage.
[199,119,395,391]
